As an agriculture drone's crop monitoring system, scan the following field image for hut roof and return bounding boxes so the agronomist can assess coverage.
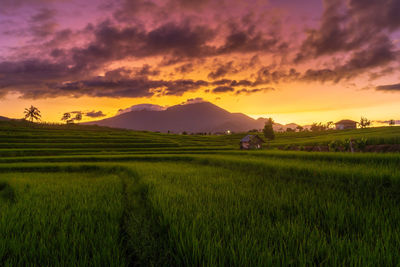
[335,119,357,125]
[240,135,265,143]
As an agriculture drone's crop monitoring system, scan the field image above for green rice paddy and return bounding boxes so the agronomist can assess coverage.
[1,120,399,266]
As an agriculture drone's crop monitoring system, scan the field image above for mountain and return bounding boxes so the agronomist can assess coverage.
[85,102,268,133]
[273,123,300,132]
[0,116,10,121]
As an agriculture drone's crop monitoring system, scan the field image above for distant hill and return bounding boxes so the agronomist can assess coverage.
[85,102,270,133]
[0,116,10,121]
[85,102,303,133]
[273,123,300,132]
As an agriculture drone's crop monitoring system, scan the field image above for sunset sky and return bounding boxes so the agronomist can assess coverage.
[0,0,399,124]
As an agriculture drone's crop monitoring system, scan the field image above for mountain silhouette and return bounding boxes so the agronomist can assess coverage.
[85,102,270,133]
[0,116,10,121]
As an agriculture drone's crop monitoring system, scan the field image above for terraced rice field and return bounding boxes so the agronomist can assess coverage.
[1,121,400,266]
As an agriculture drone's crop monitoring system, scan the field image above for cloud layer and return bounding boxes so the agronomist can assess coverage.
[0,0,399,100]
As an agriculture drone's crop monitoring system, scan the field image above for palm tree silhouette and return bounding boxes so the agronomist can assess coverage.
[74,113,82,122]
[61,112,73,124]
[24,106,41,122]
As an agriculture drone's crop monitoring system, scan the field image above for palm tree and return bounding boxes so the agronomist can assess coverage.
[24,106,41,122]
[74,113,82,122]
[61,113,71,123]
[326,121,334,129]
[359,116,371,128]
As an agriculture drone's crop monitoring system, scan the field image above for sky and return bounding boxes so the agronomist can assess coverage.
[0,0,400,125]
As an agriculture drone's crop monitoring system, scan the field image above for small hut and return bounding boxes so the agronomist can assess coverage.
[240,135,265,150]
[335,119,357,130]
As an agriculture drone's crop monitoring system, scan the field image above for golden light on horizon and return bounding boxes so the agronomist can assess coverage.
[0,0,399,125]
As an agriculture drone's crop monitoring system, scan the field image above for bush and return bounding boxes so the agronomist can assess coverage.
[355,138,368,151]
[343,139,353,152]
[328,140,343,152]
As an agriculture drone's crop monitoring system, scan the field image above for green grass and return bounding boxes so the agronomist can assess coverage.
[0,171,126,266]
[2,121,400,156]
[132,161,400,266]
[0,121,400,266]
[272,126,400,147]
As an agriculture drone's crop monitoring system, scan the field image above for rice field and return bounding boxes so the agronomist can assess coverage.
[1,120,400,266]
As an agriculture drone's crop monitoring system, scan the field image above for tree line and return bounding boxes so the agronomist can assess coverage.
[23,106,88,124]
[21,106,398,130]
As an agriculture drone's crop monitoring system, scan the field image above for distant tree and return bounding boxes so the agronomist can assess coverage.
[296,125,304,132]
[326,121,334,129]
[389,120,395,126]
[74,113,82,122]
[286,128,294,132]
[182,131,187,135]
[61,113,72,124]
[311,122,326,132]
[24,105,41,122]
[359,117,371,128]
[310,123,318,132]
[263,118,275,140]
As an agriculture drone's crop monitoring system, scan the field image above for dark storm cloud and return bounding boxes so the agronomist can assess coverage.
[301,35,397,83]
[44,77,209,98]
[301,69,337,83]
[46,29,74,50]
[375,120,400,124]
[135,64,160,76]
[348,0,400,31]
[207,61,237,80]
[114,0,157,16]
[0,13,292,99]
[230,80,253,87]
[295,0,400,62]
[0,54,211,98]
[369,67,395,81]
[85,110,106,118]
[3,0,399,100]
[256,34,397,85]
[235,87,274,95]
[30,8,58,39]
[211,79,232,86]
[65,110,106,118]
[67,20,217,73]
[217,25,287,55]
[3,8,58,38]
[295,0,361,61]
[212,79,254,87]
[102,65,159,81]
[159,79,208,96]
[181,97,205,104]
[212,86,234,93]
[255,67,301,85]
[30,20,58,38]
[174,63,194,74]
[376,83,400,91]
[67,18,285,72]
[0,59,72,89]
[30,8,56,22]
[49,78,162,98]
